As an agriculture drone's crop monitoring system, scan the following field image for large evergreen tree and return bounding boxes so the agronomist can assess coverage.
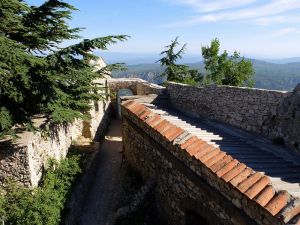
[157,37,203,85]
[0,0,128,137]
[202,38,254,87]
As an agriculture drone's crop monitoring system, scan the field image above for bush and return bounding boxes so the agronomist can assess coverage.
[0,152,82,225]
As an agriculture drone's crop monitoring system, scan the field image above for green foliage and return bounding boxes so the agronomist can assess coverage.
[0,153,82,225]
[157,37,203,85]
[202,38,254,87]
[0,0,128,137]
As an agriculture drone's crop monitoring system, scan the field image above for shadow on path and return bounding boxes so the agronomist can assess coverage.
[77,119,122,225]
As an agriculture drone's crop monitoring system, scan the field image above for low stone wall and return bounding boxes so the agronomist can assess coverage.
[167,82,300,152]
[121,101,300,225]
[0,79,111,187]
[108,78,165,95]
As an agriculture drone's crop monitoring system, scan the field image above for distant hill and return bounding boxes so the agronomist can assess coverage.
[112,59,300,91]
[263,57,300,64]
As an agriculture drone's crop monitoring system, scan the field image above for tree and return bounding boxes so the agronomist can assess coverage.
[157,37,202,85]
[202,38,254,87]
[0,0,128,137]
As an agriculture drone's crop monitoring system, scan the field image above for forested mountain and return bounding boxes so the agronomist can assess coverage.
[112,59,300,91]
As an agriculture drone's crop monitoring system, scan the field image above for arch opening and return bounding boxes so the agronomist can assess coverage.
[117,88,134,119]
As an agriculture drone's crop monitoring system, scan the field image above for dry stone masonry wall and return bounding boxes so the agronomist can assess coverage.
[0,78,111,187]
[167,82,300,153]
[121,100,300,225]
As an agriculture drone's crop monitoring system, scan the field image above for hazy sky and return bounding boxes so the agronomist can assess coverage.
[27,0,300,58]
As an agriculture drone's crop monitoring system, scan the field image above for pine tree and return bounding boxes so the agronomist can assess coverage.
[202,38,254,87]
[0,0,128,137]
[157,37,203,85]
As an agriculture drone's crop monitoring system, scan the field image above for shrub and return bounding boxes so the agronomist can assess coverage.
[0,152,82,225]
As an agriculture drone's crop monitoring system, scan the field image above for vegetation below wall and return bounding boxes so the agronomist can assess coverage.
[0,148,87,225]
[114,163,163,225]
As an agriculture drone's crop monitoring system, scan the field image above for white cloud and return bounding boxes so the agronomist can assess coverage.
[171,0,257,12]
[254,16,286,26]
[166,0,300,27]
[266,28,300,37]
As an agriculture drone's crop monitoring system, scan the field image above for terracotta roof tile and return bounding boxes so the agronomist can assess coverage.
[230,168,253,187]
[265,191,290,216]
[210,155,233,173]
[204,151,226,167]
[244,176,270,199]
[221,163,247,182]
[279,199,300,223]
[254,186,275,207]
[159,123,174,134]
[138,109,152,120]
[180,136,199,149]
[153,120,169,132]
[216,159,239,178]
[122,100,135,107]
[185,139,207,156]
[199,147,221,163]
[132,104,147,115]
[165,127,185,142]
[146,114,162,127]
[237,172,264,193]
[194,145,216,159]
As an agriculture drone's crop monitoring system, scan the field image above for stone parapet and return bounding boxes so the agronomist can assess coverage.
[121,100,300,225]
[167,82,300,153]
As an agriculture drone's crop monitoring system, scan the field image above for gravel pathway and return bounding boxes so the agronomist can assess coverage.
[77,119,123,225]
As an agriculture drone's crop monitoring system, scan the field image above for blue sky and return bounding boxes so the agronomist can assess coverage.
[26,0,300,59]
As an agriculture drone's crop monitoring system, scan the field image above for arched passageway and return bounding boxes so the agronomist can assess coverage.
[117,89,134,119]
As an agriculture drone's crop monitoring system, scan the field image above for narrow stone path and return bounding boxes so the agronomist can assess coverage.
[77,119,122,225]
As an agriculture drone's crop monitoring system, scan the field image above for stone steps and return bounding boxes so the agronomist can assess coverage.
[143,103,300,199]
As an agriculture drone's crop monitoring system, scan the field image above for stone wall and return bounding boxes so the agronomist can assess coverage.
[108,78,165,117]
[0,77,111,187]
[121,101,300,225]
[167,82,300,152]
[108,78,165,96]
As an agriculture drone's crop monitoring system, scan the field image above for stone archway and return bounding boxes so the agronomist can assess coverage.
[117,88,134,119]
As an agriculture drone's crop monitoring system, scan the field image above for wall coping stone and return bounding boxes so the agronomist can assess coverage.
[122,99,300,225]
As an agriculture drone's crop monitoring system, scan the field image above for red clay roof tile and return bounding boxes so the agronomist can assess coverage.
[254,186,275,207]
[139,109,152,120]
[166,127,185,142]
[216,159,239,178]
[230,168,253,187]
[210,155,233,173]
[199,149,220,163]
[180,136,199,149]
[122,100,135,107]
[204,151,227,167]
[279,199,300,223]
[265,191,289,216]
[237,172,264,193]
[221,163,247,182]
[244,176,270,199]
[194,145,215,159]
[146,114,162,127]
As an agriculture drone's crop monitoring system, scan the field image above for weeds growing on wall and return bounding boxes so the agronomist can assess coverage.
[0,149,85,225]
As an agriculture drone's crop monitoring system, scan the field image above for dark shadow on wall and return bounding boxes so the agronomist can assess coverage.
[185,210,209,225]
